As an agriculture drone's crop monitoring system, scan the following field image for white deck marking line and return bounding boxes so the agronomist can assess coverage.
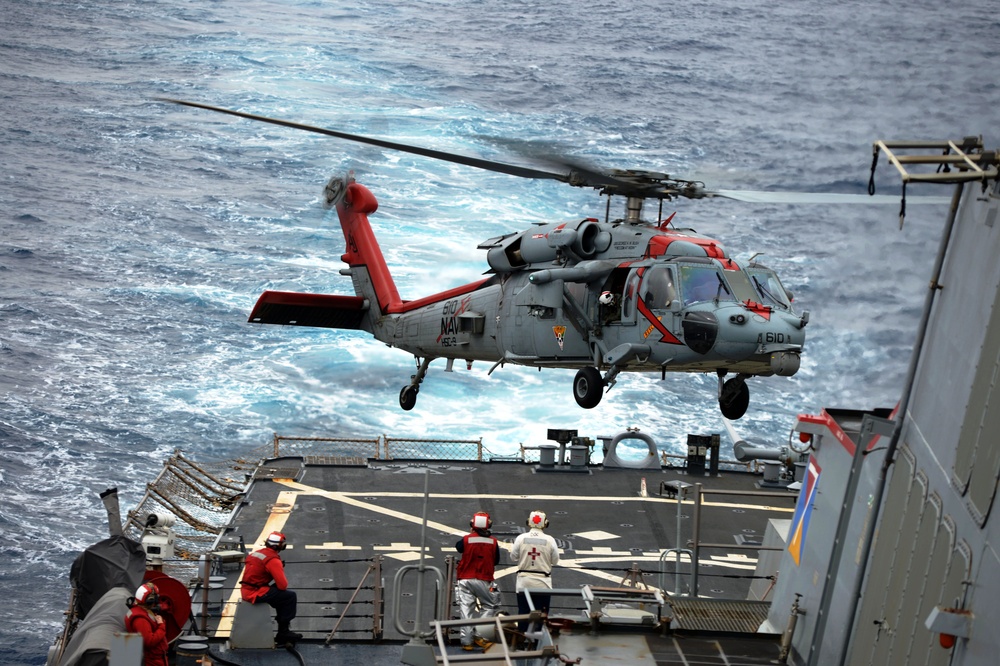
[276,479,469,537]
[304,542,362,550]
[715,639,732,666]
[330,490,793,513]
[673,636,692,666]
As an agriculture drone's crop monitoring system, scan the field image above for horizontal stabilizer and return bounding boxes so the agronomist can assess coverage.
[249,291,368,329]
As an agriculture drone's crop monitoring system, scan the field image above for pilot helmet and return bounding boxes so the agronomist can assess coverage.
[527,510,549,529]
[265,531,287,551]
[599,291,615,306]
[134,581,160,607]
[471,511,492,530]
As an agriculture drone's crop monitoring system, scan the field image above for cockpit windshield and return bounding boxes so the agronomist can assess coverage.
[746,266,793,310]
[720,267,763,304]
[679,265,735,306]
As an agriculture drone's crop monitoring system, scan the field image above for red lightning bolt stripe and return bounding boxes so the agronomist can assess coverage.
[636,297,683,345]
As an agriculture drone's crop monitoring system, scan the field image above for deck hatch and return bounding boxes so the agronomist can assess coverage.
[253,466,303,481]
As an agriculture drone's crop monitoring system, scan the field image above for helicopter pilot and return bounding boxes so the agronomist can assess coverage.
[681,267,721,305]
[599,290,620,324]
[598,269,630,324]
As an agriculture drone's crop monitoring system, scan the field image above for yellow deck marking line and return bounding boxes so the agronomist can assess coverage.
[214,489,300,638]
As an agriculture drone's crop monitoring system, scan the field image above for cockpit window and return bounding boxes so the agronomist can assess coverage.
[720,267,763,304]
[679,265,735,305]
[640,266,677,311]
[747,267,792,310]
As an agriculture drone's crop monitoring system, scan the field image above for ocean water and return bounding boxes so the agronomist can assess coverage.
[0,0,996,662]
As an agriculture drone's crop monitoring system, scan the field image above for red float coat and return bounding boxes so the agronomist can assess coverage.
[455,531,500,581]
[241,546,289,602]
[124,605,168,666]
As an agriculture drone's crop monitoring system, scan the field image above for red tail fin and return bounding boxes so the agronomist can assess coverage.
[336,182,402,314]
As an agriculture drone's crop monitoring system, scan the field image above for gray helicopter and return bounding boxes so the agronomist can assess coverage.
[162,100,940,419]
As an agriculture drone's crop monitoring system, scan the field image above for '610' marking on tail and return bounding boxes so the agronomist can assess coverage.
[438,296,473,343]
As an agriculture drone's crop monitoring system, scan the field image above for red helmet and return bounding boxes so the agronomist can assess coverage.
[134,581,160,607]
[471,512,492,530]
[265,531,287,551]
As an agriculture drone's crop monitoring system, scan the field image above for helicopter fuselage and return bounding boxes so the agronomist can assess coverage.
[249,179,807,418]
[364,256,805,378]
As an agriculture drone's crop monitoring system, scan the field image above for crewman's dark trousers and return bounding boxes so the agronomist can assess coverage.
[257,587,297,623]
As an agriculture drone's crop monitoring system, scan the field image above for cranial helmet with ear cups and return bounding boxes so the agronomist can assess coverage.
[471,511,492,530]
[527,510,549,529]
[265,531,287,551]
[134,581,160,607]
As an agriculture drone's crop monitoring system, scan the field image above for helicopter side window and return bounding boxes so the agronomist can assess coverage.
[641,266,676,311]
[598,268,630,324]
[680,265,733,306]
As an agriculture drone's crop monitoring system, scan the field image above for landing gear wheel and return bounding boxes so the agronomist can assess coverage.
[719,377,750,420]
[399,385,419,411]
[573,367,605,409]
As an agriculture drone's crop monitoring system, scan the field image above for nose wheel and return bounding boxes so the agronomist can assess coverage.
[718,374,750,420]
[573,367,606,409]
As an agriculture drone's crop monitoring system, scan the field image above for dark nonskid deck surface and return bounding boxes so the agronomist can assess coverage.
[203,457,793,663]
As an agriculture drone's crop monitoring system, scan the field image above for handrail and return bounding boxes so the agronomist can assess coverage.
[690,483,799,596]
[431,613,554,665]
[327,556,383,642]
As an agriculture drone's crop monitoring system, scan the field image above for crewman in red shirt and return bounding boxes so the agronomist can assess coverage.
[124,582,168,666]
[241,531,303,644]
[455,511,501,651]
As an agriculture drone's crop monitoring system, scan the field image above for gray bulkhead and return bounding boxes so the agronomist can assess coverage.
[845,171,1000,666]
[764,172,1000,666]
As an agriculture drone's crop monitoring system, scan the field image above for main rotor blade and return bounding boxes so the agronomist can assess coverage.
[708,189,952,205]
[158,98,572,184]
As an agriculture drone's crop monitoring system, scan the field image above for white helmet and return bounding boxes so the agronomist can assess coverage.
[471,512,493,530]
[527,510,549,529]
[599,291,615,306]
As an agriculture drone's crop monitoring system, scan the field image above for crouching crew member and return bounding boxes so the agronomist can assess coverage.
[241,531,303,644]
[455,511,502,651]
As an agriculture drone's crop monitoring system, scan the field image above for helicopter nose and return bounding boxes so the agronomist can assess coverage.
[682,311,718,355]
